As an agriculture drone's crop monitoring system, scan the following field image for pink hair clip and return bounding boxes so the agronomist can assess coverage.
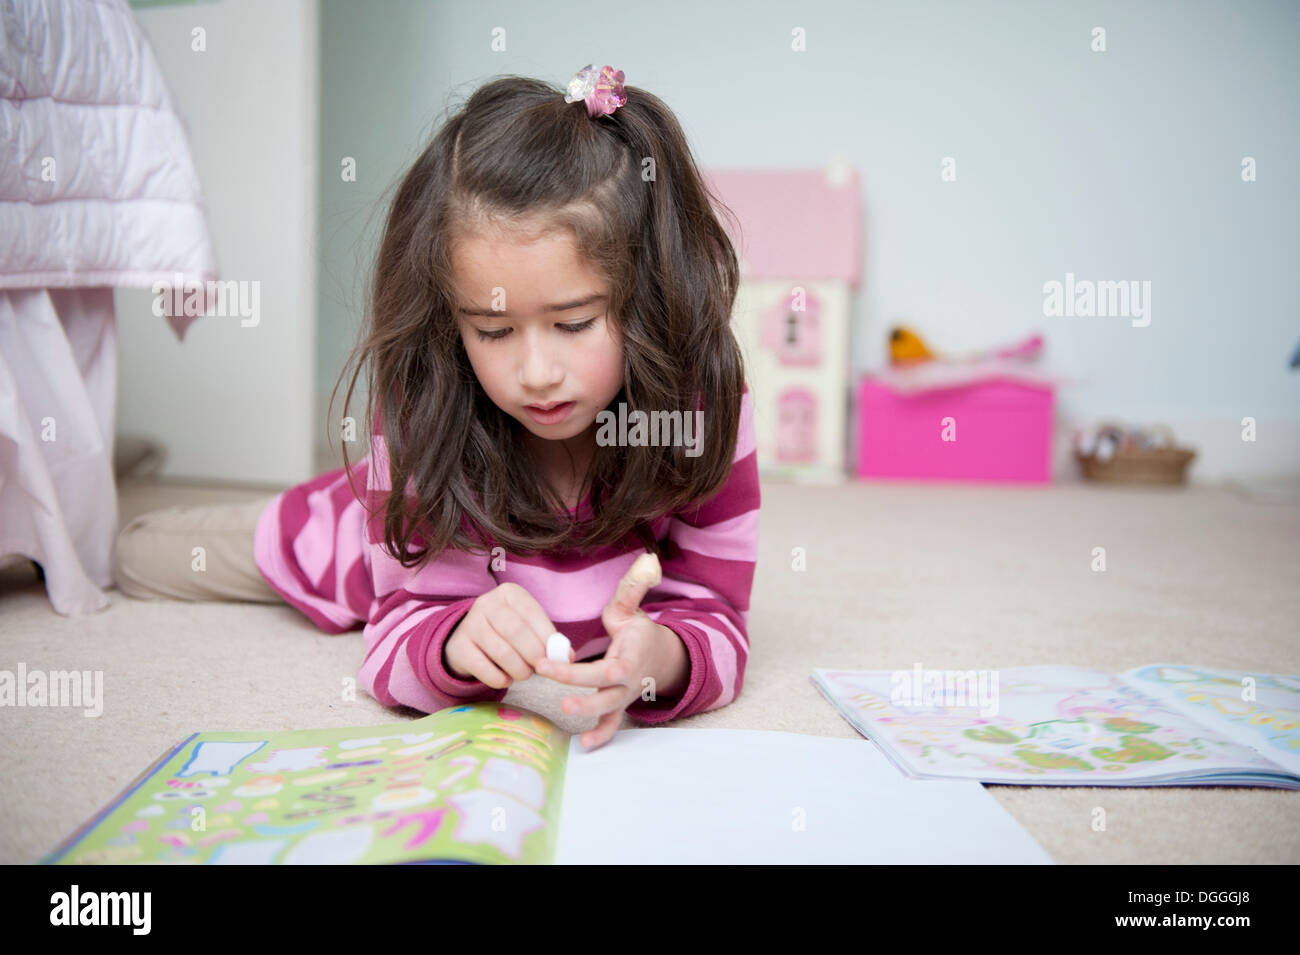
[564,64,627,118]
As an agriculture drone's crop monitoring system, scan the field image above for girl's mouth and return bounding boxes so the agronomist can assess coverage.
[524,401,575,424]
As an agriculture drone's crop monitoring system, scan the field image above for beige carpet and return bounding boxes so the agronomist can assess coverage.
[2,475,1298,864]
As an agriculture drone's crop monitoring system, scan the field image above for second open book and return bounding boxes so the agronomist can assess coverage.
[812,663,1300,788]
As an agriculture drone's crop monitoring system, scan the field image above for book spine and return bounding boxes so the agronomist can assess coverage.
[40,734,198,864]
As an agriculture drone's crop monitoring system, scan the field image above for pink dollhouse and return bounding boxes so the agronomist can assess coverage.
[704,160,862,481]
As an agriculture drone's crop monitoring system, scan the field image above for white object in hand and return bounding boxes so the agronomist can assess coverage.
[546,631,572,662]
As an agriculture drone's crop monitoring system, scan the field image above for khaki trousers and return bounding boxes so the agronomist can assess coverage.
[113,496,283,603]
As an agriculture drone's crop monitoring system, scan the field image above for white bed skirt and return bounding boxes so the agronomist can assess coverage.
[0,287,118,614]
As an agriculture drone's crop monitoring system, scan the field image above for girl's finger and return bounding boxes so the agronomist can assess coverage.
[580,709,626,750]
[561,684,629,719]
[500,585,557,660]
[483,605,543,678]
[458,640,513,690]
[477,621,533,682]
[536,656,627,688]
[606,552,661,622]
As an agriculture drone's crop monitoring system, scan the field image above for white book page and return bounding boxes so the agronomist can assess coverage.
[1117,664,1300,778]
[554,727,1052,864]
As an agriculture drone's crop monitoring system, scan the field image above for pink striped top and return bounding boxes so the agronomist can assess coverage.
[253,389,760,724]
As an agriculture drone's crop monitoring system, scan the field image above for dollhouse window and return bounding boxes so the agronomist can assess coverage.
[762,288,823,367]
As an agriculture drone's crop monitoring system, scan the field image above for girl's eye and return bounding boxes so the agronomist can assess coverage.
[474,317,597,342]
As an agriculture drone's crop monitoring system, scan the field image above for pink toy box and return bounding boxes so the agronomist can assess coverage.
[856,377,1054,483]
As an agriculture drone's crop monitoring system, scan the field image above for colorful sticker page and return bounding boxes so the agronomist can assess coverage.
[44,702,570,865]
[1119,665,1300,777]
[811,666,1300,788]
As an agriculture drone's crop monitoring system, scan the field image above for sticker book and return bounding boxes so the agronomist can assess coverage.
[41,700,1059,864]
[43,702,570,865]
[811,664,1300,788]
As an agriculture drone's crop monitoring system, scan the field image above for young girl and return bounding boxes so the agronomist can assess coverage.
[114,66,760,751]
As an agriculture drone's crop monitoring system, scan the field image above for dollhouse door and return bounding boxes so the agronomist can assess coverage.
[776,387,818,463]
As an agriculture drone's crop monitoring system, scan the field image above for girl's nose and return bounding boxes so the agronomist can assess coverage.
[519,333,563,390]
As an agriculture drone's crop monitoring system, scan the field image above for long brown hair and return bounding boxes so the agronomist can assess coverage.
[332,74,746,565]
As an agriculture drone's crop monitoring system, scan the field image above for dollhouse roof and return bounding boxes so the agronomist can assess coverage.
[703,165,862,286]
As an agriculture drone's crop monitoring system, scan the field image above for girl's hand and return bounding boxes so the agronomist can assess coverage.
[534,553,688,751]
[443,582,564,689]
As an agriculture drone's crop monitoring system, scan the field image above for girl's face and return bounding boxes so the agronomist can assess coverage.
[451,223,625,455]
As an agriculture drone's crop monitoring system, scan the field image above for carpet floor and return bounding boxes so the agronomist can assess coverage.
[2,475,1297,864]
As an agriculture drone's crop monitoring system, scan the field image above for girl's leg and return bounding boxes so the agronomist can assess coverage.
[113,496,283,603]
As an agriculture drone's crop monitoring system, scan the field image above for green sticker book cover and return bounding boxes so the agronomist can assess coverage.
[42,702,570,865]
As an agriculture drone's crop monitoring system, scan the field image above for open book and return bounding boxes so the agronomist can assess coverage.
[41,701,1053,864]
[811,664,1300,788]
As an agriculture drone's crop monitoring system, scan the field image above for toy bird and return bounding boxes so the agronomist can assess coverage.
[888,326,935,365]
[888,325,1044,367]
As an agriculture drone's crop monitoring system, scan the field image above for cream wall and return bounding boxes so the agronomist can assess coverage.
[312,0,1300,486]
[116,0,320,487]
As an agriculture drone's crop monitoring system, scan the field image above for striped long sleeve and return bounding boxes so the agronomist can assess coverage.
[253,388,760,722]
[625,389,760,724]
[254,444,505,713]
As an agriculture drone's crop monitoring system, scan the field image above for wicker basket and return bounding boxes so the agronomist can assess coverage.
[1074,423,1197,485]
